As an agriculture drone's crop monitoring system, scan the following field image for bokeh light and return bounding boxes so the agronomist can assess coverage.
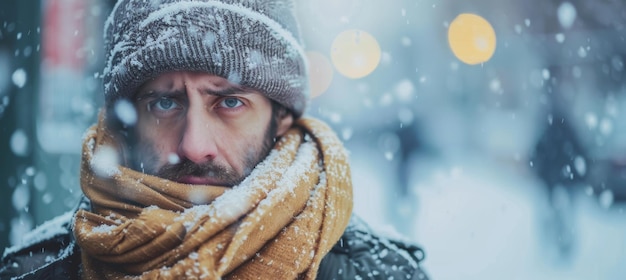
[331,29,381,79]
[448,13,496,65]
[306,51,334,98]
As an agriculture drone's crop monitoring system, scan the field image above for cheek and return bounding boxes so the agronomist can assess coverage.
[217,125,265,166]
[238,118,273,154]
[136,122,182,163]
[237,119,268,144]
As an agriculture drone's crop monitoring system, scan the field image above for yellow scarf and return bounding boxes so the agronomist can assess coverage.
[73,115,353,279]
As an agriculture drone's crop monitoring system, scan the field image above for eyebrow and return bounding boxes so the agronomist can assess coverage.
[136,85,250,101]
[202,86,249,97]
[135,89,185,101]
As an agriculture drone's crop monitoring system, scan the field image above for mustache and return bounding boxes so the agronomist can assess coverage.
[155,158,240,185]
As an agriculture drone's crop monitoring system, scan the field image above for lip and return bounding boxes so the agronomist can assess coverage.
[177,175,223,186]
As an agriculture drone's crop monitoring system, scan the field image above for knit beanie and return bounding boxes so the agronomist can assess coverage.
[103,0,309,117]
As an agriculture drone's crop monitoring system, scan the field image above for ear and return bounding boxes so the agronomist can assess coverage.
[276,113,294,136]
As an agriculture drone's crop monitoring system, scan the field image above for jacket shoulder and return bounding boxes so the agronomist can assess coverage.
[3,210,74,257]
[318,216,429,280]
[0,200,86,279]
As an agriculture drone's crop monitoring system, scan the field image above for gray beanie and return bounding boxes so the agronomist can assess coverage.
[103,0,309,117]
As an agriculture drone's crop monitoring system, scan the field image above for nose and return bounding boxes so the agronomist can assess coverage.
[178,108,218,164]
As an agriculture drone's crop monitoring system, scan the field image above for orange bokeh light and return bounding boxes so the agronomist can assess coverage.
[448,13,497,65]
[331,29,381,79]
[306,51,334,98]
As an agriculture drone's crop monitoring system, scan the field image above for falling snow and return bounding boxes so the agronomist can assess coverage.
[168,153,180,164]
[12,184,30,212]
[573,156,586,176]
[557,2,577,29]
[90,145,121,178]
[11,68,26,88]
[599,190,614,209]
[10,129,29,156]
[394,79,415,101]
[114,99,137,126]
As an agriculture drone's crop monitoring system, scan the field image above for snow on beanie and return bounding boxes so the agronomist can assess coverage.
[103,0,309,117]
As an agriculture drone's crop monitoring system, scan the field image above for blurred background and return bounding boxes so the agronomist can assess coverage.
[1,0,625,279]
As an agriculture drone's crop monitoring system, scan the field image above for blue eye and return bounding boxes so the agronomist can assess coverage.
[220,97,243,108]
[153,98,178,111]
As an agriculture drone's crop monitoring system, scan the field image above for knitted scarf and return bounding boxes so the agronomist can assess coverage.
[73,115,353,279]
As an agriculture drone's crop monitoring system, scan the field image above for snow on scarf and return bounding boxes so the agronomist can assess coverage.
[73,113,353,279]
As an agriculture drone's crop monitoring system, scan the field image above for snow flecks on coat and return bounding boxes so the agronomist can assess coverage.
[3,210,74,259]
[90,224,118,234]
[317,216,428,280]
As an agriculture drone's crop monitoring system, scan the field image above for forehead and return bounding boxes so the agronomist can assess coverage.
[139,72,239,92]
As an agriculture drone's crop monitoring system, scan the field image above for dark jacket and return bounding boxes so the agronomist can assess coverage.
[1,199,428,280]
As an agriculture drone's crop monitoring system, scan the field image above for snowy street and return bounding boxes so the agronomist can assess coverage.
[349,147,626,280]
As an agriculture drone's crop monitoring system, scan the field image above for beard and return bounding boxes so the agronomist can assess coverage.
[128,113,279,187]
[155,156,251,186]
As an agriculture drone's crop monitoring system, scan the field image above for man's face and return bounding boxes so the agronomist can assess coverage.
[129,71,292,186]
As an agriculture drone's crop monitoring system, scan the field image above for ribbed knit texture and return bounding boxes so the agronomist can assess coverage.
[103,0,309,117]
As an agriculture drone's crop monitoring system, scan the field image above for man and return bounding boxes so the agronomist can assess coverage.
[1,0,428,279]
